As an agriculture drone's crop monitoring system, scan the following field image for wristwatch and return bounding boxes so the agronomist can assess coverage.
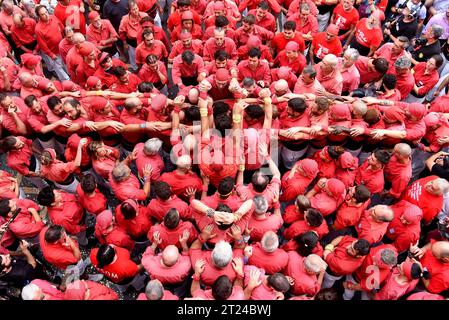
[206,208,215,218]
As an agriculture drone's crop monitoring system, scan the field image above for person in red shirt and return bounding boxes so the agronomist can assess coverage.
[354,56,389,85]
[355,205,394,244]
[167,0,201,32]
[86,11,119,56]
[243,265,291,300]
[273,41,306,76]
[0,94,31,136]
[54,0,86,34]
[234,14,274,47]
[408,55,442,101]
[110,156,152,202]
[347,11,383,57]
[171,11,202,42]
[237,35,273,65]
[402,176,448,225]
[410,240,449,294]
[383,143,412,199]
[331,0,359,42]
[385,200,422,253]
[203,28,238,63]
[135,29,168,68]
[64,280,119,300]
[285,252,327,297]
[2,136,41,182]
[169,31,203,63]
[35,5,70,81]
[148,208,198,250]
[10,14,38,55]
[270,21,305,56]
[37,187,86,238]
[90,244,142,285]
[160,155,202,201]
[237,48,272,87]
[333,184,371,231]
[248,2,276,33]
[314,54,343,95]
[39,225,82,271]
[289,3,318,43]
[310,24,343,64]
[115,199,152,240]
[204,1,238,30]
[203,15,236,43]
[141,230,192,287]
[94,210,135,251]
[373,37,409,74]
[247,195,283,242]
[138,54,168,91]
[147,181,191,222]
[343,244,397,300]
[0,198,44,246]
[172,50,206,89]
[306,177,346,217]
[321,236,370,289]
[76,174,107,216]
[21,279,65,300]
[281,159,319,202]
[246,231,289,274]
[110,66,141,93]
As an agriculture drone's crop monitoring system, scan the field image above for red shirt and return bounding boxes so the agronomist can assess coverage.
[7,199,43,243]
[11,17,37,47]
[413,62,439,96]
[90,246,139,283]
[169,39,203,60]
[283,205,304,225]
[290,13,319,36]
[334,200,369,230]
[273,50,306,75]
[192,286,245,300]
[332,4,359,32]
[355,160,384,195]
[147,196,191,222]
[314,64,343,95]
[248,9,276,32]
[160,170,202,199]
[133,143,165,181]
[271,33,305,55]
[147,221,198,250]
[141,247,191,285]
[285,251,320,296]
[91,147,120,180]
[110,171,147,201]
[39,227,80,270]
[420,240,449,293]
[355,56,383,84]
[402,176,443,224]
[281,169,317,202]
[243,265,279,300]
[115,204,152,239]
[189,248,243,286]
[135,40,168,65]
[118,12,147,41]
[0,96,31,135]
[76,185,107,215]
[355,209,389,244]
[171,54,205,87]
[325,236,366,276]
[0,170,18,200]
[35,15,64,56]
[234,25,274,47]
[384,155,412,198]
[311,32,343,60]
[64,280,118,300]
[237,59,272,84]
[54,0,86,34]
[137,291,179,300]
[375,43,407,74]
[248,243,289,274]
[138,62,168,85]
[86,20,118,47]
[203,37,238,62]
[354,244,397,291]
[95,222,135,251]
[386,200,422,252]
[47,192,85,235]
[284,218,329,240]
[6,137,33,176]
[248,213,284,242]
[354,19,383,49]
[393,69,415,100]
[167,10,201,31]
[374,267,418,300]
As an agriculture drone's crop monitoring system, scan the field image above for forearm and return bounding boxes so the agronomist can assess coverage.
[40,121,63,134]
[12,114,27,135]
[143,180,151,197]
[73,146,83,167]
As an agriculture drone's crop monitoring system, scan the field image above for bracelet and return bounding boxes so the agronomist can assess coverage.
[200,108,208,117]
[324,244,335,252]
[140,123,146,129]
[206,208,215,218]
[238,164,245,172]
[173,107,181,114]
[198,234,207,244]
[243,235,250,243]
[232,114,242,123]
[192,274,201,281]
[236,238,244,245]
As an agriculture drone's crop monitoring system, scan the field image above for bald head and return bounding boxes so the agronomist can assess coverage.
[162,245,180,267]
[261,231,279,253]
[274,79,288,92]
[12,13,23,25]
[432,241,449,261]
[214,28,225,37]
[176,155,192,170]
[352,101,367,117]
[19,72,32,84]
[373,205,394,222]
[394,143,412,157]
[73,33,85,46]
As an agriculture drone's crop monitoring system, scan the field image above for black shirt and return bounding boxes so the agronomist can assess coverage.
[411,40,441,62]
[102,0,129,31]
[0,258,35,287]
[431,164,449,181]
[391,18,418,40]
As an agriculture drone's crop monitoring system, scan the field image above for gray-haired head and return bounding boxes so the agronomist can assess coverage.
[380,248,397,267]
[145,280,164,300]
[261,231,279,253]
[304,254,327,274]
[323,54,338,67]
[211,240,233,268]
[242,77,255,88]
[434,178,449,195]
[144,138,163,156]
[431,24,444,39]
[21,283,43,300]
[253,195,269,215]
[344,48,360,61]
[302,65,317,78]
[394,56,412,69]
[111,163,131,182]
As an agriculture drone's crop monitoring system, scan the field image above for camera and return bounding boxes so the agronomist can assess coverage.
[414,37,427,48]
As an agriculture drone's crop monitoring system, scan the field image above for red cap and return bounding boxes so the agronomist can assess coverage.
[62,80,79,92]
[180,31,192,40]
[285,41,299,51]
[98,52,110,64]
[90,96,109,112]
[88,11,100,21]
[214,1,225,10]
[151,94,167,112]
[86,76,101,89]
[277,66,291,79]
[21,53,41,66]
[78,42,96,57]
[182,11,194,20]
[215,68,230,82]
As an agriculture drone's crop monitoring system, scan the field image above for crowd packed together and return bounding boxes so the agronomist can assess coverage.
[1,0,449,302]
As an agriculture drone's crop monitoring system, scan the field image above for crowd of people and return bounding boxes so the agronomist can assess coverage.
[0,0,449,301]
